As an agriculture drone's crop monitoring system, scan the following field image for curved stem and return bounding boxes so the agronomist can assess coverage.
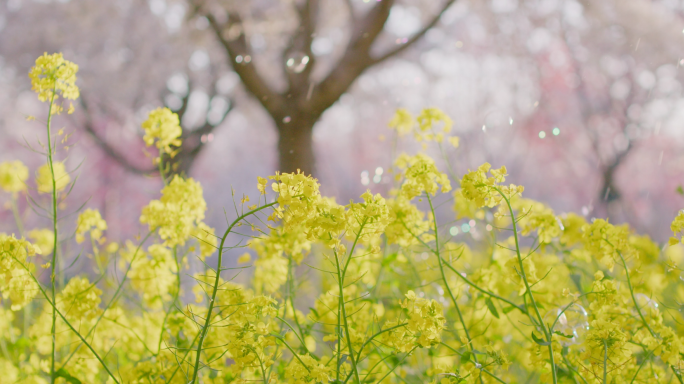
[333,247,361,384]
[45,90,60,384]
[58,230,154,369]
[341,322,408,384]
[157,245,181,355]
[425,194,479,366]
[10,196,24,237]
[603,341,608,384]
[10,254,119,383]
[189,201,277,383]
[613,246,684,384]
[493,187,557,384]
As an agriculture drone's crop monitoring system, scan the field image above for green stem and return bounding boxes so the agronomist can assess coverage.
[426,194,479,365]
[45,90,60,384]
[11,254,119,383]
[10,196,24,237]
[341,323,408,384]
[157,245,181,355]
[158,152,167,185]
[189,201,277,383]
[493,187,557,384]
[372,347,417,383]
[287,256,306,340]
[333,247,361,384]
[613,247,684,384]
[58,231,154,369]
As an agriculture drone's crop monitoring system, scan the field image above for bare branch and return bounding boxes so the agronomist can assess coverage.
[371,0,457,64]
[313,0,395,112]
[192,2,288,118]
[285,0,319,96]
[343,0,355,24]
[78,98,156,175]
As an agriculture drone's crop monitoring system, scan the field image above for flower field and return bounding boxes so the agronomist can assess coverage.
[1,53,684,384]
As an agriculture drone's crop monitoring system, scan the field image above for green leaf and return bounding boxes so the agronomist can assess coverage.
[531,332,551,346]
[382,252,398,267]
[54,369,82,384]
[554,331,575,339]
[461,350,472,364]
[677,185,684,196]
[502,305,517,314]
[484,297,500,319]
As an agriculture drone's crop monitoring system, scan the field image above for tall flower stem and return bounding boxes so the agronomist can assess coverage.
[45,89,60,384]
[425,194,480,368]
[189,201,277,383]
[494,186,557,384]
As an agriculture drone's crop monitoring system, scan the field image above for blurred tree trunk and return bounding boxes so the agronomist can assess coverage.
[277,113,318,176]
[193,0,457,175]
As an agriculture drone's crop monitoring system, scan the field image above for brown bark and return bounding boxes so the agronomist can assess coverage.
[276,114,317,175]
[194,0,458,176]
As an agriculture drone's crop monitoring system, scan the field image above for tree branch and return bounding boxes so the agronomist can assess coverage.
[371,0,457,64]
[78,98,156,175]
[285,0,319,97]
[343,0,355,24]
[312,0,395,112]
[313,0,456,112]
[195,3,288,118]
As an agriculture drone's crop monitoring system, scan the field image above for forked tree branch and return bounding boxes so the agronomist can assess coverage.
[371,0,457,64]
[201,7,288,118]
[313,0,456,111]
[79,98,156,175]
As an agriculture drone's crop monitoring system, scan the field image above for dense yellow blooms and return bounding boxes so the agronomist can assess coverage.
[670,210,684,245]
[285,354,332,383]
[395,153,451,199]
[5,55,684,384]
[141,107,182,156]
[0,234,40,310]
[0,161,29,193]
[460,162,523,208]
[129,244,178,307]
[385,195,431,246]
[194,221,217,259]
[29,52,80,105]
[75,208,108,243]
[27,228,54,256]
[35,161,70,194]
[389,107,458,144]
[140,175,207,247]
[383,290,446,352]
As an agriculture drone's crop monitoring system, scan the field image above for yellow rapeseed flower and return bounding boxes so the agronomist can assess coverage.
[35,162,70,194]
[0,161,29,194]
[141,107,182,156]
[75,209,108,243]
[140,175,207,247]
[27,229,54,255]
[28,52,79,103]
[395,153,451,199]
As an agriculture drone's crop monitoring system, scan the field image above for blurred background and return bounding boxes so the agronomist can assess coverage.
[1,0,683,243]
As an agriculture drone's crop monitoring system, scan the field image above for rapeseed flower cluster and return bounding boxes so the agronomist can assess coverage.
[35,161,71,194]
[389,108,458,146]
[395,153,452,199]
[0,161,29,194]
[460,162,523,208]
[75,208,108,243]
[4,53,684,384]
[383,290,446,352]
[28,52,79,114]
[140,175,207,247]
[141,107,183,157]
